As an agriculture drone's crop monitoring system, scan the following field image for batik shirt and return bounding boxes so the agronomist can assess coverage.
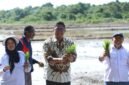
[43,36,76,83]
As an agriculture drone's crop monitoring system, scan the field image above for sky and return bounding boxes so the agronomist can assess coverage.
[0,0,128,10]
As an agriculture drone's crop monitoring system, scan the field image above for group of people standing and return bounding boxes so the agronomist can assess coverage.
[0,21,129,85]
[0,25,44,85]
[0,21,77,85]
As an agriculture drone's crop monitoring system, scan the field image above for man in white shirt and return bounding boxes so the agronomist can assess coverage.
[99,33,129,85]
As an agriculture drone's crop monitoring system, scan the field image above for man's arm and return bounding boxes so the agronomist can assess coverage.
[43,43,63,65]
[32,58,38,64]
[32,58,44,67]
[127,50,129,67]
[43,39,73,65]
[44,53,63,65]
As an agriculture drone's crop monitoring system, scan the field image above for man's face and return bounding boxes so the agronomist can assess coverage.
[54,25,65,41]
[26,30,35,39]
[29,31,35,39]
[112,36,124,48]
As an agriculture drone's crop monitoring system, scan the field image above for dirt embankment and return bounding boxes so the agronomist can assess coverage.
[0,23,129,41]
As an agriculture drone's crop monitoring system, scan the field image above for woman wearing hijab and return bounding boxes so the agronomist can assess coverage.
[0,37,25,85]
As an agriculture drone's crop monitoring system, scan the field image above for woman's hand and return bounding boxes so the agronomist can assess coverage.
[3,66,10,72]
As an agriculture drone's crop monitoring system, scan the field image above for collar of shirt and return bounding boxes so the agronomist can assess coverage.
[52,36,64,42]
[23,35,30,43]
[52,36,65,50]
[111,45,124,50]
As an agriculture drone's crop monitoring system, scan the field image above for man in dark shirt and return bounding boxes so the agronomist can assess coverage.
[17,25,44,85]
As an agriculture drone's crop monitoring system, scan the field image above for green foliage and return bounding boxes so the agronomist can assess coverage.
[66,44,76,54]
[41,3,53,8]
[25,52,30,60]
[0,1,129,24]
[103,40,110,52]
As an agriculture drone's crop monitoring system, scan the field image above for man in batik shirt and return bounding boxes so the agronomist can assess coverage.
[43,21,77,85]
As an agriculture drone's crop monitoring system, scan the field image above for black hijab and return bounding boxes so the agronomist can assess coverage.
[5,38,20,73]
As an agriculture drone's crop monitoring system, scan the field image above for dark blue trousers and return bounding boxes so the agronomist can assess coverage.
[105,82,129,85]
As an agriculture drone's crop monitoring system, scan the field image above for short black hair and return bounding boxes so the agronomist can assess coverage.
[55,21,65,28]
[24,25,35,35]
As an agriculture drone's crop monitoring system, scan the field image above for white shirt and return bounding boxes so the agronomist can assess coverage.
[103,46,129,82]
[0,51,25,85]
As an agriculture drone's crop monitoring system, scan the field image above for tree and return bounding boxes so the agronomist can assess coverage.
[42,11,55,20]
[41,3,53,8]
[0,2,129,24]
